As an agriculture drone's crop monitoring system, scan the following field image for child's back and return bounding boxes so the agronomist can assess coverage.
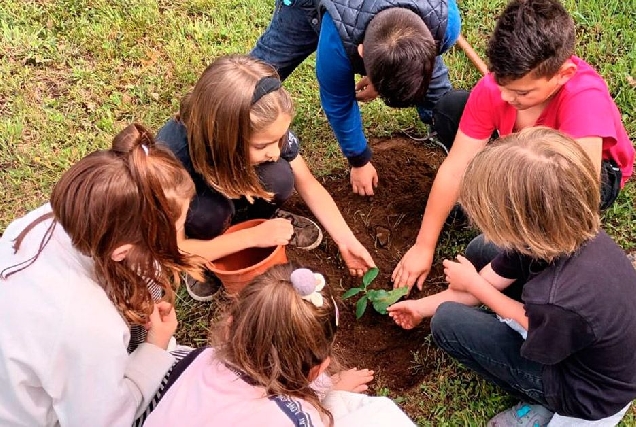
[515,230,636,418]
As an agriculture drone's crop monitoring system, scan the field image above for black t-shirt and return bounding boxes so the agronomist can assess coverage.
[491,231,636,420]
[156,118,300,195]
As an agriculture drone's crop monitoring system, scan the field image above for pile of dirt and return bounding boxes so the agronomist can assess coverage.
[287,137,449,393]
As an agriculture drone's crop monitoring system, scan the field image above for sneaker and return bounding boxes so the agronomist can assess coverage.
[184,272,222,302]
[444,204,469,228]
[275,210,323,250]
[487,402,554,427]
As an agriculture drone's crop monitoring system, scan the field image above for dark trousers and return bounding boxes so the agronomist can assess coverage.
[432,90,621,210]
[432,234,549,405]
[431,301,549,407]
[185,159,294,240]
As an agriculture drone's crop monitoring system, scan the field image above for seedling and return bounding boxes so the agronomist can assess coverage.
[342,267,409,319]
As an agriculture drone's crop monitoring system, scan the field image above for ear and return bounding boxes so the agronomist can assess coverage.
[308,356,331,382]
[357,44,364,58]
[111,244,133,262]
[555,59,577,85]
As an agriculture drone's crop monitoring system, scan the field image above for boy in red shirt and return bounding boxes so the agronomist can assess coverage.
[392,0,634,295]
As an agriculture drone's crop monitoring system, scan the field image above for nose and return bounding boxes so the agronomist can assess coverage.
[268,145,281,162]
[500,89,515,104]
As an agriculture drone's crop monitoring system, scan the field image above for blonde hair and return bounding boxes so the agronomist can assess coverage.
[460,127,600,262]
[211,263,337,425]
[181,55,294,201]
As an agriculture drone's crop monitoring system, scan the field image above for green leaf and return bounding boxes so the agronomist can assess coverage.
[362,267,379,287]
[342,287,363,300]
[355,295,368,319]
[370,287,409,315]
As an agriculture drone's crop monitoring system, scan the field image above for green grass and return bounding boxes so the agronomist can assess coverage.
[1,0,635,424]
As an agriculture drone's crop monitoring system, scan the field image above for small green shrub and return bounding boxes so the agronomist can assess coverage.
[342,267,409,319]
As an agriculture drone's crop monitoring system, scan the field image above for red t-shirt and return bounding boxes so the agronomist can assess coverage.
[459,56,634,186]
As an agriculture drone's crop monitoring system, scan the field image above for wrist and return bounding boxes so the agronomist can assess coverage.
[347,146,372,168]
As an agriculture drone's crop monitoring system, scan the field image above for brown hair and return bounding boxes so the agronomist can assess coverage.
[2,124,202,324]
[363,8,436,108]
[181,55,294,201]
[460,127,600,262]
[212,263,338,425]
[487,0,575,85]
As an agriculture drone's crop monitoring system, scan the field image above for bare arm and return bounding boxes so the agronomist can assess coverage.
[575,136,603,178]
[392,131,489,290]
[177,218,293,262]
[291,155,375,274]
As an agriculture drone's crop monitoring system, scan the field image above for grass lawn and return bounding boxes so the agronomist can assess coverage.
[1,0,635,424]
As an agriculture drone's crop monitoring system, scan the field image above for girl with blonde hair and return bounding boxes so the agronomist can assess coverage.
[391,128,636,426]
[0,124,202,426]
[157,55,375,301]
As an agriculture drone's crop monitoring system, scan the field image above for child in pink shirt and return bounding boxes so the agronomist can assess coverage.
[144,264,415,426]
[392,0,634,295]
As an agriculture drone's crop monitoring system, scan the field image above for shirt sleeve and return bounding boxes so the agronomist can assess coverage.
[490,251,526,280]
[316,14,371,167]
[50,302,175,426]
[557,87,618,143]
[521,303,596,365]
[458,75,499,140]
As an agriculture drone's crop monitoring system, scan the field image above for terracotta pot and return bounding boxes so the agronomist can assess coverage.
[209,219,288,294]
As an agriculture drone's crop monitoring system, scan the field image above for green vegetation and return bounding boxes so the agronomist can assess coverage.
[342,267,409,318]
[1,0,634,424]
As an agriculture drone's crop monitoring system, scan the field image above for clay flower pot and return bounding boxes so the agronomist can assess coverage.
[209,219,288,294]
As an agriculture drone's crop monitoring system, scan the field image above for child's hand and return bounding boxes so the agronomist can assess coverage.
[252,218,294,247]
[331,368,374,393]
[350,162,378,196]
[355,76,379,102]
[387,300,425,329]
[392,244,434,292]
[337,238,376,277]
[443,255,479,293]
[145,301,178,350]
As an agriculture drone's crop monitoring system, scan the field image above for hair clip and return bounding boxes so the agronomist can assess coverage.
[290,268,326,307]
[141,144,149,156]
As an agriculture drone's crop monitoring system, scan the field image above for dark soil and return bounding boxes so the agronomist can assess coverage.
[286,137,449,393]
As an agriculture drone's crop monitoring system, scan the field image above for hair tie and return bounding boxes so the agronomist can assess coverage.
[251,76,281,105]
[141,144,149,156]
[290,268,326,307]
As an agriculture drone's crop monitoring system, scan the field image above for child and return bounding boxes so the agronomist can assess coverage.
[392,0,634,292]
[251,0,461,196]
[143,264,416,426]
[157,54,375,301]
[392,128,636,425]
[0,124,202,426]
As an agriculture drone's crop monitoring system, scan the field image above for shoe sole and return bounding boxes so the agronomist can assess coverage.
[183,274,217,302]
[294,217,323,251]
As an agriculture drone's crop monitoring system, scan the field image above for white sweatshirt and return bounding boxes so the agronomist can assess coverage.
[0,204,175,427]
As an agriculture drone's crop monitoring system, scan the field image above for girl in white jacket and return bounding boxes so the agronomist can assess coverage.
[0,123,201,427]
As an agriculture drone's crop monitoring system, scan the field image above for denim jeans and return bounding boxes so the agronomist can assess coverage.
[431,301,549,406]
[251,0,452,124]
[251,0,321,81]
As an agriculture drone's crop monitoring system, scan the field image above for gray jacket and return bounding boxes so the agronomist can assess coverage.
[319,0,448,75]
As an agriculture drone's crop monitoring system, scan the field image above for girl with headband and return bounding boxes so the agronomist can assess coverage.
[157,55,375,301]
[143,264,415,426]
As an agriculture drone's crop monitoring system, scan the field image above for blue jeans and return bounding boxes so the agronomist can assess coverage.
[251,0,453,124]
[431,301,549,406]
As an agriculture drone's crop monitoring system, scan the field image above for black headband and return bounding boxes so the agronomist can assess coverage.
[251,76,281,105]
